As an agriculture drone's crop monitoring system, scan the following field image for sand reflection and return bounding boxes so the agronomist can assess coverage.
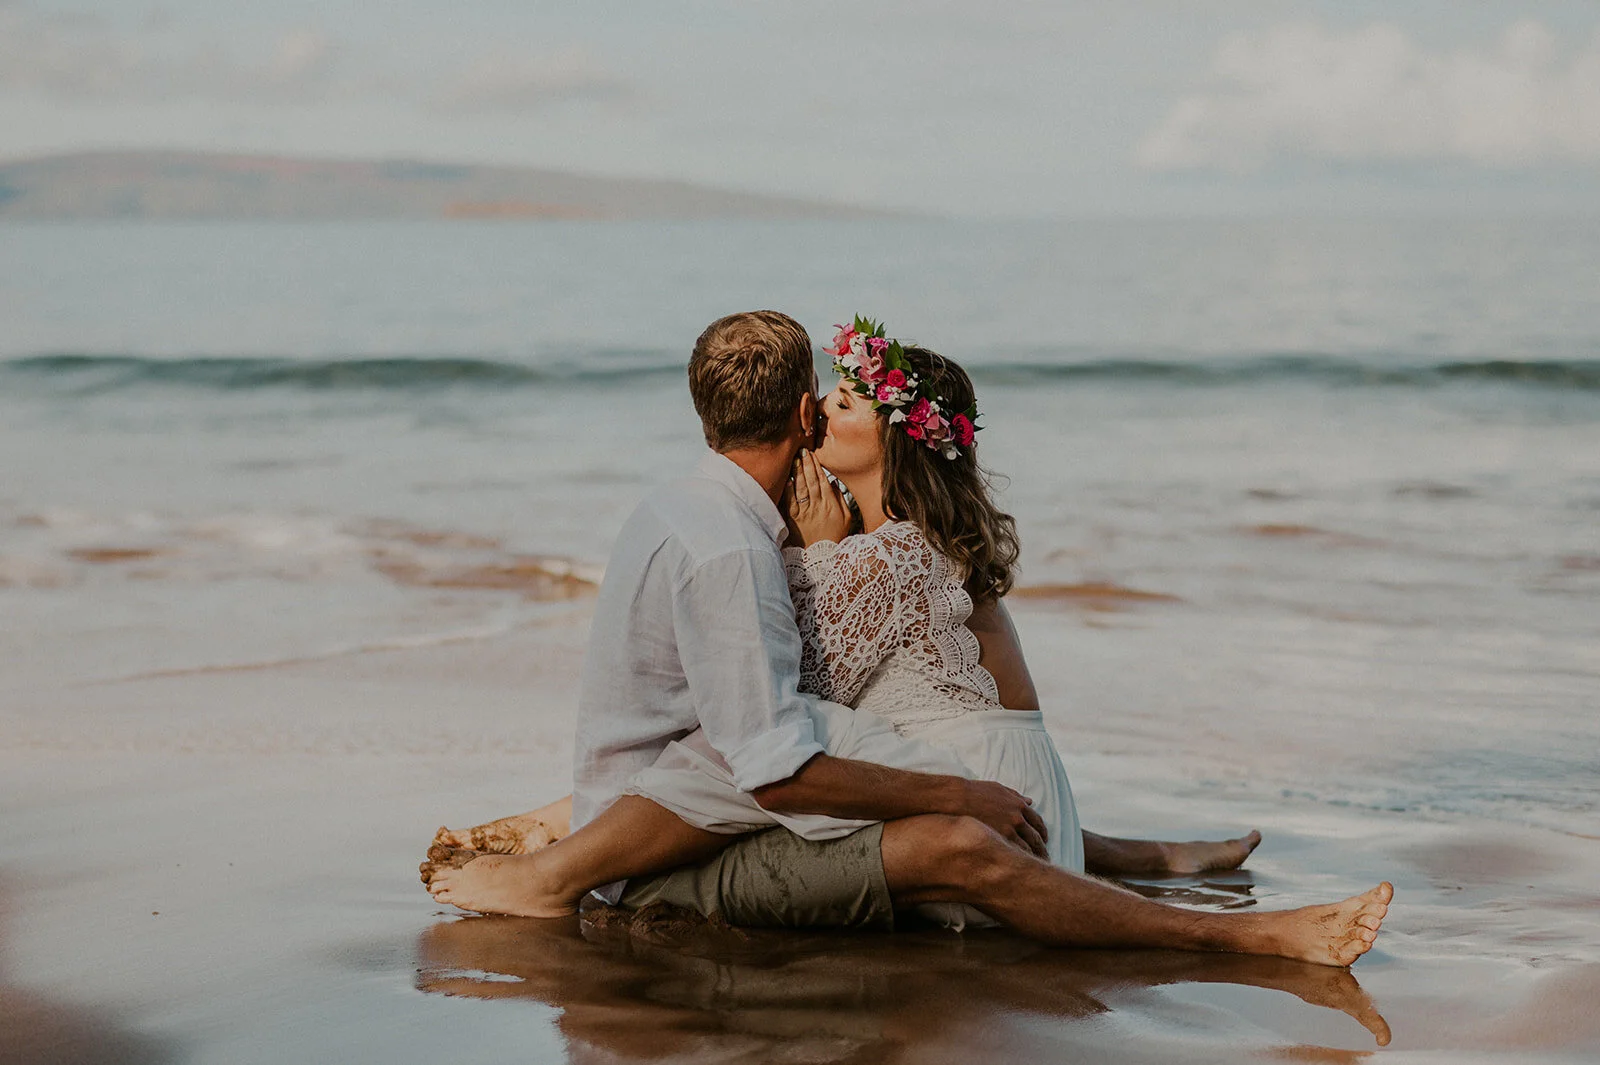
[414,902,1390,1063]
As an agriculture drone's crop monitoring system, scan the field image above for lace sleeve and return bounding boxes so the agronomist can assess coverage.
[784,534,910,706]
[784,541,840,700]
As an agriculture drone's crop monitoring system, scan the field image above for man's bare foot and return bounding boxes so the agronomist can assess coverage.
[426,851,579,918]
[1157,830,1262,875]
[419,843,479,886]
[1257,882,1393,967]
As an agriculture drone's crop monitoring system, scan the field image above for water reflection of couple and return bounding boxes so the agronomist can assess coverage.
[421,311,1390,965]
[413,910,1393,1060]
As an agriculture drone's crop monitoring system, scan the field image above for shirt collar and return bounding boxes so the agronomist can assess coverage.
[696,450,789,546]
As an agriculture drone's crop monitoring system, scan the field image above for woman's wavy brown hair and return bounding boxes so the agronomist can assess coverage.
[878,346,1019,604]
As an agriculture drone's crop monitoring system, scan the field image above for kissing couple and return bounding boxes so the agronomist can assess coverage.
[421,310,1391,965]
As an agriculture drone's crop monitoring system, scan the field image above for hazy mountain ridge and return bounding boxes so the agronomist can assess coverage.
[0,151,883,220]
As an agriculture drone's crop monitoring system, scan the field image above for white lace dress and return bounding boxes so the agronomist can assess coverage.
[789,520,1018,732]
[627,521,1084,925]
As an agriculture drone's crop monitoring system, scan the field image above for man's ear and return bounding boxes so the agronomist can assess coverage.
[796,391,818,443]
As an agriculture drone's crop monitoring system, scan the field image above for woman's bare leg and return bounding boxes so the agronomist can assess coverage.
[424,796,735,918]
[1083,828,1263,876]
[433,795,574,854]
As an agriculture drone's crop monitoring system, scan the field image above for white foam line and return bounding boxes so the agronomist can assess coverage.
[82,605,591,686]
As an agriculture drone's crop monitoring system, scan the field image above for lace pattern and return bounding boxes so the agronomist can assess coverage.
[784,521,1002,735]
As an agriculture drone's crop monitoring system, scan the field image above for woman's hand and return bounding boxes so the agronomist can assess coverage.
[783,450,851,547]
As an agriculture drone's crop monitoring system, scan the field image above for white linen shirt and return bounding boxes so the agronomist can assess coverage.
[570,450,828,837]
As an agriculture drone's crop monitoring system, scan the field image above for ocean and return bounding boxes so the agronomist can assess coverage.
[1,217,1597,1062]
[4,217,1595,826]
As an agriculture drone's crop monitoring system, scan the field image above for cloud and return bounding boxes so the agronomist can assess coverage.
[431,50,636,113]
[0,7,633,117]
[1138,20,1600,171]
[0,9,338,103]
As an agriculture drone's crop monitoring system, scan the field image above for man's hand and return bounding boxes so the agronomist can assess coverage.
[751,753,1049,860]
[955,778,1050,858]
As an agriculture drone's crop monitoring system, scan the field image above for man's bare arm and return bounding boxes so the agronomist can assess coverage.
[751,753,1049,857]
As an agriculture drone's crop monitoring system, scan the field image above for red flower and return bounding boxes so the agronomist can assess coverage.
[907,397,932,424]
[886,369,906,388]
[951,413,975,447]
[904,423,925,440]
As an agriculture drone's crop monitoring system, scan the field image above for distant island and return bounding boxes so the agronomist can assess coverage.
[0,150,885,220]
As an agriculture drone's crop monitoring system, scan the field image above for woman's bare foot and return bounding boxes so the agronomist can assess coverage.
[1085,829,1262,876]
[1156,830,1262,875]
[426,851,579,919]
[432,797,573,855]
[1257,882,1393,967]
[432,815,558,855]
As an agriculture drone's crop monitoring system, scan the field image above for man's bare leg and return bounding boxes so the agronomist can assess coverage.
[433,795,574,855]
[1084,828,1263,876]
[425,796,734,918]
[884,816,1390,967]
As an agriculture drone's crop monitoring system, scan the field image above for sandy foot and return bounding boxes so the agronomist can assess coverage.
[419,843,480,886]
[1264,882,1393,967]
[432,809,566,856]
[425,850,578,919]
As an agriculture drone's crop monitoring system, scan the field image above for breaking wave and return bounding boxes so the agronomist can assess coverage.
[5,352,1600,393]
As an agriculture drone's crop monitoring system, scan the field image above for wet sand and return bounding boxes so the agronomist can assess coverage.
[2,601,1597,1065]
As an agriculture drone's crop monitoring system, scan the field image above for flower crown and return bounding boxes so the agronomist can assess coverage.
[824,316,980,460]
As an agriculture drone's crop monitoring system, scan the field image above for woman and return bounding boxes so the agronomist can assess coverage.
[424,320,1260,920]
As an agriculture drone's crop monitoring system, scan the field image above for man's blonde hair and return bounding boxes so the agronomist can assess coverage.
[688,311,815,451]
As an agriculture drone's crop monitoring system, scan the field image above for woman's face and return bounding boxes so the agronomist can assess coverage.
[813,378,884,480]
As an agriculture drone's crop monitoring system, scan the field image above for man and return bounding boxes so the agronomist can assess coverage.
[428,311,1389,966]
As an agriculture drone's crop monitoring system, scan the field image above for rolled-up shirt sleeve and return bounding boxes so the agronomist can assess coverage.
[672,546,826,792]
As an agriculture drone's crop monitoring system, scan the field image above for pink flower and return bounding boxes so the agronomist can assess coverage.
[866,336,890,355]
[951,413,975,447]
[922,411,945,440]
[885,369,906,388]
[856,348,885,383]
[876,383,897,403]
[906,397,932,424]
[904,423,925,440]
[825,326,855,358]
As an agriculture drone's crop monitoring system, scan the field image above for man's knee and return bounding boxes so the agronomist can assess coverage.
[885,814,1011,894]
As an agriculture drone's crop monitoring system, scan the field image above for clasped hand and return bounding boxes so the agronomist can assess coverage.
[783,450,851,547]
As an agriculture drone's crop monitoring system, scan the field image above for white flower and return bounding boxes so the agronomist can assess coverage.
[848,335,868,358]
[888,408,906,423]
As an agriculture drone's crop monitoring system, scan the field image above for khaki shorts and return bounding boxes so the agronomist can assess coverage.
[618,823,894,931]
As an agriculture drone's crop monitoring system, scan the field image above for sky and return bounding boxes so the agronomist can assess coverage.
[2,0,1598,215]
